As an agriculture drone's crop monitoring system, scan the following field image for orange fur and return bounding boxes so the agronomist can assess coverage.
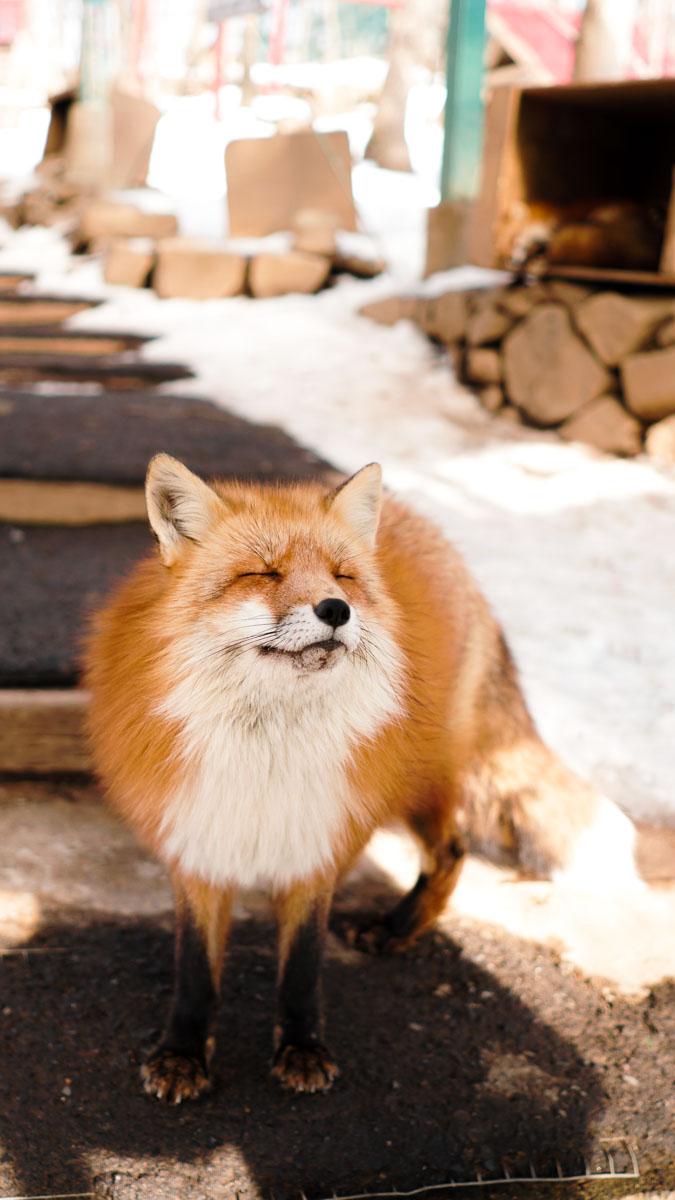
[86,474,499,879]
[84,457,635,1096]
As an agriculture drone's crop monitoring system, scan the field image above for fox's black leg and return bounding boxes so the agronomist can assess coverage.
[141,878,233,1103]
[346,833,466,953]
[272,886,339,1093]
[340,796,466,954]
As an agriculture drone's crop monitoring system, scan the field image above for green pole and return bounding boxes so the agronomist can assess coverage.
[440,0,486,204]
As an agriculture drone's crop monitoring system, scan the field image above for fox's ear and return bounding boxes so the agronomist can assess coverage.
[146,454,223,566]
[325,463,382,548]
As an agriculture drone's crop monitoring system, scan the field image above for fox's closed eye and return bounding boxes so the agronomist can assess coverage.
[237,571,281,580]
[334,573,355,581]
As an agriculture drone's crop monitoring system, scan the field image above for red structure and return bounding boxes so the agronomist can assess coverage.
[488,0,674,83]
[0,0,25,46]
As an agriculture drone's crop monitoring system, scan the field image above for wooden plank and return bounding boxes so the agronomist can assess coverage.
[468,83,516,268]
[660,167,675,273]
[0,689,90,774]
[541,264,675,288]
[0,327,155,356]
[0,480,147,525]
[424,201,472,277]
[0,272,34,294]
[0,296,102,325]
[0,356,194,387]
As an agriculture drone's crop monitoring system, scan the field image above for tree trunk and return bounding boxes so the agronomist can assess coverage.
[573,0,638,81]
[365,0,447,173]
[364,0,418,172]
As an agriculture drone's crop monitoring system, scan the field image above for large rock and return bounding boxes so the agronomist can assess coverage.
[421,290,468,343]
[656,317,675,348]
[544,280,592,308]
[249,251,331,299]
[465,302,513,346]
[104,238,155,288]
[477,384,504,413]
[464,347,502,385]
[503,303,611,425]
[645,414,675,464]
[77,200,177,245]
[154,238,247,299]
[559,395,643,457]
[498,281,551,317]
[622,344,675,422]
[575,292,672,367]
[359,296,422,327]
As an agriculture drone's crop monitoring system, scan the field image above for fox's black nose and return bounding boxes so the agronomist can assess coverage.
[314,597,350,629]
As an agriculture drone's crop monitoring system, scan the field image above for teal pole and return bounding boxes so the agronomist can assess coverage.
[440,0,487,204]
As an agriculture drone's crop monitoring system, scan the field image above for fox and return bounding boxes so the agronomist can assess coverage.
[84,454,636,1102]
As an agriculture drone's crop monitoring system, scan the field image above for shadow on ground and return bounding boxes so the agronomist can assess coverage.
[0,897,608,1200]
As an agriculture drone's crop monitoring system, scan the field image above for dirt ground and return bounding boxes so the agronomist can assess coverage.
[0,781,674,1200]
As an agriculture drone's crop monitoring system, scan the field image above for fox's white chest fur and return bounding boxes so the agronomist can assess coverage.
[156,631,404,889]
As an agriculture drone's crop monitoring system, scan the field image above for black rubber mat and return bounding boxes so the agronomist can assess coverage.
[0,390,330,485]
[0,523,153,686]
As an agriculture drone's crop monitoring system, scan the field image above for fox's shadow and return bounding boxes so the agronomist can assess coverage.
[0,901,604,1199]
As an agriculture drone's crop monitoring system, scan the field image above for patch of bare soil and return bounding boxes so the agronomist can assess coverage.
[0,890,673,1200]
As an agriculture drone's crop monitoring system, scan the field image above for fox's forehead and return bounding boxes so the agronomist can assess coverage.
[210,485,364,564]
[220,515,353,566]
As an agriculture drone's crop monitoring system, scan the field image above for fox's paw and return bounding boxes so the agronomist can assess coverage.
[141,1046,212,1104]
[272,1043,339,1094]
[338,914,415,955]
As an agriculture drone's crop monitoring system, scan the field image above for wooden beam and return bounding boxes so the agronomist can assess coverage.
[0,273,35,294]
[0,296,102,325]
[0,356,194,387]
[0,690,90,774]
[0,328,154,356]
[0,480,147,525]
[542,264,675,288]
